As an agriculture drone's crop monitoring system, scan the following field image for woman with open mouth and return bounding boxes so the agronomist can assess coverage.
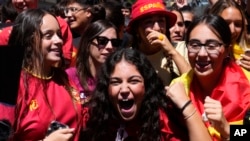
[80,48,212,141]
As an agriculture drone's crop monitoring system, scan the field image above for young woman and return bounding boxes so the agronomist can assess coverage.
[169,8,186,44]
[172,14,250,140]
[66,20,120,105]
[208,0,250,76]
[8,9,82,141]
[80,48,212,141]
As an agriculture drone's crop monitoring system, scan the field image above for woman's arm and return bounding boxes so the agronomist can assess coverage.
[166,82,212,141]
[183,103,213,141]
[168,48,192,74]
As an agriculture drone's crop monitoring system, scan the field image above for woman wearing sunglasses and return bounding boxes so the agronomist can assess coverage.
[66,19,120,105]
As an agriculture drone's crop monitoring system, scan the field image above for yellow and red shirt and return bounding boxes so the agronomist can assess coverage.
[171,61,250,140]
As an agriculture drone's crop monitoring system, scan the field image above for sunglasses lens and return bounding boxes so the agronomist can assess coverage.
[97,37,109,47]
[96,36,120,49]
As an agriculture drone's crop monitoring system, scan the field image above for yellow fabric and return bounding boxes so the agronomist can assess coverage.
[207,119,243,140]
[170,70,193,95]
[170,71,244,140]
[233,43,244,59]
[233,44,250,80]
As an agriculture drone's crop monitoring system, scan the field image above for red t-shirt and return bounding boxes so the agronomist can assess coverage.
[13,71,82,141]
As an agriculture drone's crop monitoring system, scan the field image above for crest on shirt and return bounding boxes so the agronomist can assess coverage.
[29,99,39,111]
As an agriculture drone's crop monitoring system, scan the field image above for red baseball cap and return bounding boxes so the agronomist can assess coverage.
[126,0,177,33]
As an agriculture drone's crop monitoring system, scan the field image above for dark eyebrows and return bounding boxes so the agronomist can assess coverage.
[109,75,143,80]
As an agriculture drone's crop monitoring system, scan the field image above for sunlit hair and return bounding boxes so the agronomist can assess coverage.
[208,0,247,47]
[81,48,169,141]
[185,14,231,48]
[76,19,119,92]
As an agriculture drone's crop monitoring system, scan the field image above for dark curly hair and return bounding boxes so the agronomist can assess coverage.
[81,48,169,141]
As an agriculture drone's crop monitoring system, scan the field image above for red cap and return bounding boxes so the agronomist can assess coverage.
[127,0,177,33]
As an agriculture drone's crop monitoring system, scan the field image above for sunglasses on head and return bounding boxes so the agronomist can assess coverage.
[94,36,120,49]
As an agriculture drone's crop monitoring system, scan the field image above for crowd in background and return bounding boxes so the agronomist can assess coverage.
[0,0,250,140]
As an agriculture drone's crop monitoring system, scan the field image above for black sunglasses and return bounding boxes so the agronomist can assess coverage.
[94,36,120,49]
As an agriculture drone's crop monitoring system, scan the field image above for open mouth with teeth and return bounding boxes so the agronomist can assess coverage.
[117,99,137,120]
[119,99,134,110]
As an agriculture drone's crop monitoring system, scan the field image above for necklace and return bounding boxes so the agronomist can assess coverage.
[23,68,54,80]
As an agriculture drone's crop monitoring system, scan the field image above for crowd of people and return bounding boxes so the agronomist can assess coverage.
[0,0,250,140]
